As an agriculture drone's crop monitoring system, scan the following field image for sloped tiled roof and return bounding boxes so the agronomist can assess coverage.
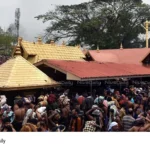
[0,56,59,91]
[20,40,85,63]
[88,48,150,64]
[36,60,150,80]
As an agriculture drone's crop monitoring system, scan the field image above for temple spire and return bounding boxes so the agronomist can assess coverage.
[120,43,123,49]
[97,45,100,53]
[62,41,66,46]
[50,40,55,45]
[37,37,42,44]
[14,43,21,56]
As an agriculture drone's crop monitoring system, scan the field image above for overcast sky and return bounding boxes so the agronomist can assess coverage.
[0,0,149,41]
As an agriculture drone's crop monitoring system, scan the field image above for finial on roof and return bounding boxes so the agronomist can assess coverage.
[97,45,100,53]
[14,43,21,56]
[18,37,22,45]
[50,40,55,45]
[37,37,42,44]
[120,43,123,49]
[77,44,80,48]
[62,41,66,46]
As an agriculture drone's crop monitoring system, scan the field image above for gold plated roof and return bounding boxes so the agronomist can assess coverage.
[0,56,59,91]
[20,40,85,63]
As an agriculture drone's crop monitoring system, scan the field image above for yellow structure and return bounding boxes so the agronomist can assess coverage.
[96,45,100,53]
[0,44,59,91]
[13,37,85,64]
[144,20,150,48]
[120,43,123,49]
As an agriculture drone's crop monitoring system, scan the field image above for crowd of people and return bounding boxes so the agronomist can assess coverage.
[1,85,150,132]
[0,55,9,65]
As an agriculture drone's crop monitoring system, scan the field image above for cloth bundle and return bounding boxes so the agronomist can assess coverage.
[83,121,96,132]
[48,94,56,104]
[0,95,7,107]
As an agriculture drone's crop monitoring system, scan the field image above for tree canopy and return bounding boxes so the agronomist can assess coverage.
[35,0,150,49]
[0,25,17,56]
[0,8,20,56]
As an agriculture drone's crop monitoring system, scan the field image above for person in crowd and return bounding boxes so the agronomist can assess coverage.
[128,118,150,132]
[69,108,84,132]
[13,100,26,131]
[122,108,135,131]
[108,122,119,132]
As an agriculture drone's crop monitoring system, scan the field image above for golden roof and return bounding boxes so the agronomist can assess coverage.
[0,55,59,91]
[19,39,85,64]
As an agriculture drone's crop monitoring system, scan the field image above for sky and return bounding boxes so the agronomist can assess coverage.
[0,0,149,42]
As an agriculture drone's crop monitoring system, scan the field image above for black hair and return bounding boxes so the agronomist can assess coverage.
[134,119,145,126]
[128,108,133,115]
[2,125,13,132]
[51,125,65,132]
[27,119,38,125]
[107,91,111,96]
[40,121,46,127]
[75,108,80,114]
[17,100,23,108]
[107,97,112,102]
[2,117,11,124]
[110,109,114,113]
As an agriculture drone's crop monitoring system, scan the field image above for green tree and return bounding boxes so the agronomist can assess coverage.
[0,27,16,56]
[35,0,150,49]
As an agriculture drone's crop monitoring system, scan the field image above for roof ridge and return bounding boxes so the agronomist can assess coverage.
[22,40,78,48]
[89,48,148,51]
[18,56,56,82]
[5,57,17,87]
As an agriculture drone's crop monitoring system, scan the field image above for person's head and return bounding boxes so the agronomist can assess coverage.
[37,121,47,131]
[2,117,11,126]
[27,119,38,125]
[53,113,61,122]
[113,95,117,99]
[136,108,142,115]
[110,108,114,114]
[121,103,126,109]
[20,123,37,132]
[51,125,66,132]
[112,124,119,131]
[107,91,112,96]
[128,108,133,116]
[16,100,24,108]
[107,97,112,102]
[104,90,107,96]
[2,125,13,132]
[75,104,80,110]
[98,101,104,108]
[108,122,119,131]
[134,118,145,127]
[72,109,78,117]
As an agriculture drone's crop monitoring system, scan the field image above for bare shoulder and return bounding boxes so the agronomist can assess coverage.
[13,104,19,111]
[128,126,136,132]
[14,107,25,114]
